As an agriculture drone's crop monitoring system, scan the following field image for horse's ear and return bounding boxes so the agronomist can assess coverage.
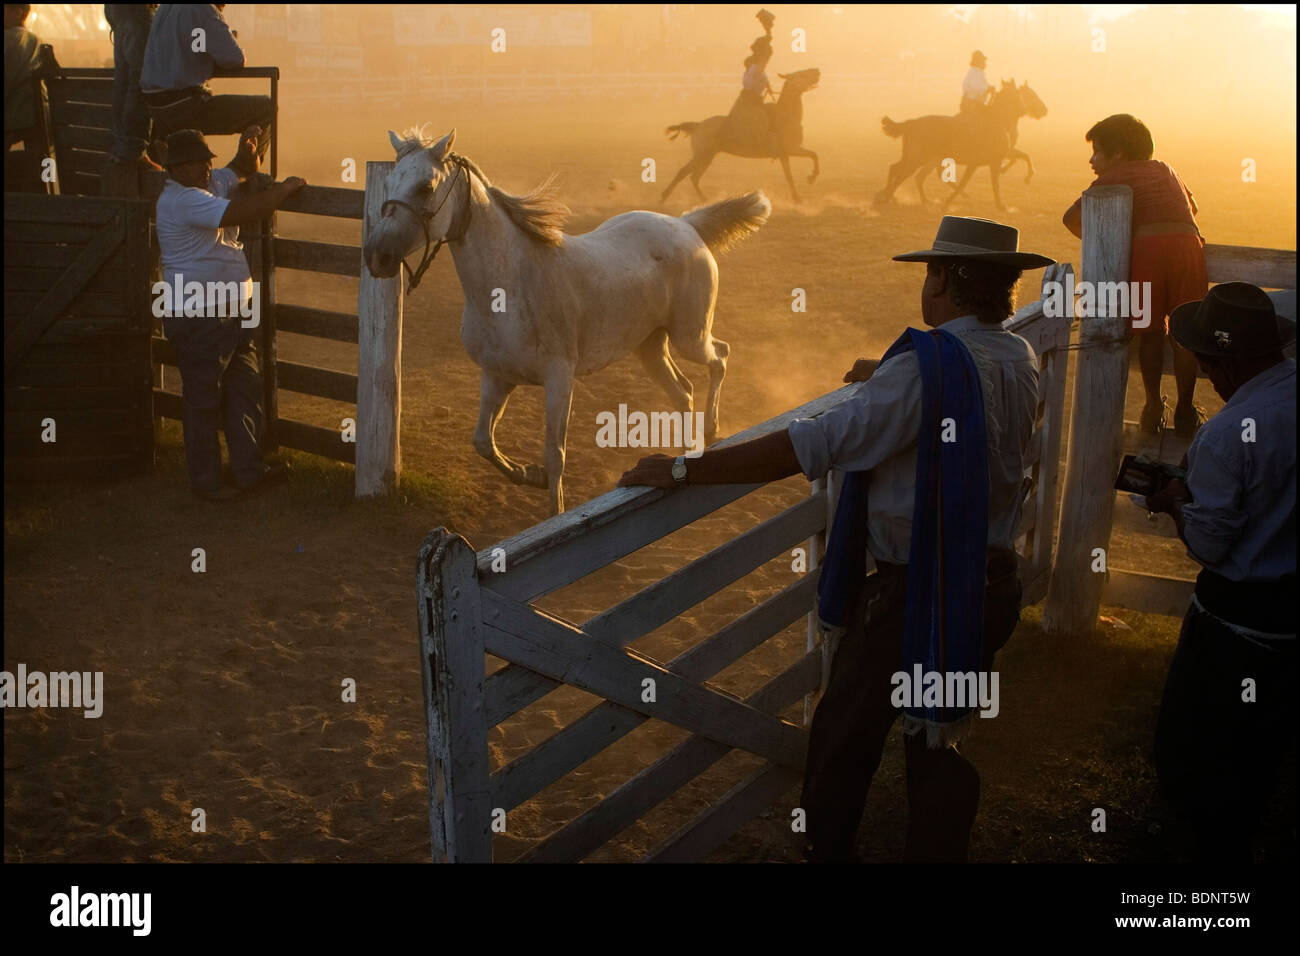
[388,129,404,154]
[428,128,456,163]
[1009,77,1016,87]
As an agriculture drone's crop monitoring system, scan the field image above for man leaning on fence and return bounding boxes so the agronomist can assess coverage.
[1143,282,1296,862]
[140,4,273,165]
[618,216,1054,862]
[155,127,304,500]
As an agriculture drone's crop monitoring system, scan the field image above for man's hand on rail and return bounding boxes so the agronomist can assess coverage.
[617,453,677,489]
[843,358,880,383]
[617,429,803,488]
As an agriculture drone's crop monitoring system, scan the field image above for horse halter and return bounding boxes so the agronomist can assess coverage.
[379,153,473,294]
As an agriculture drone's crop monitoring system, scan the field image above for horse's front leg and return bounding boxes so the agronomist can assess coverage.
[542,363,576,515]
[472,370,547,488]
[790,145,819,184]
[779,154,801,203]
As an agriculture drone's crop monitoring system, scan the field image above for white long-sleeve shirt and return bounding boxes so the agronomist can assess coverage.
[962,66,990,102]
[787,314,1040,564]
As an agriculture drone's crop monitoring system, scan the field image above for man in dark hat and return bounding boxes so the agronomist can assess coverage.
[618,216,1054,862]
[1144,281,1296,862]
[155,127,305,499]
[756,8,775,36]
[960,50,992,114]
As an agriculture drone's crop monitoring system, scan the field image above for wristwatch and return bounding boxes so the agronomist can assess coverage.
[671,456,688,483]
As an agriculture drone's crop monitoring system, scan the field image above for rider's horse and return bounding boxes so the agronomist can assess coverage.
[661,68,821,203]
[876,79,1047,210]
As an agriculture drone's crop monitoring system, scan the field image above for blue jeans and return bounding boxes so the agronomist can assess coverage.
[105,4,153,163]
[162,313,265,491]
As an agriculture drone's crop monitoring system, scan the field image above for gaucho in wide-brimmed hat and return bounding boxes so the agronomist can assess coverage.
[893,215,1055,268]
[617,212,1055,863]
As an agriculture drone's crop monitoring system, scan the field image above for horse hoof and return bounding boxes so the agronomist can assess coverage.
[522,464,549,488]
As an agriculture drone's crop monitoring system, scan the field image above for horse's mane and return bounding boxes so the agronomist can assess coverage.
[397,127,568,246]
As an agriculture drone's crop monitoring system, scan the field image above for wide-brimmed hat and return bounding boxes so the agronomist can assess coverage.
[971,50,987,67]
[164,129,216,167]
[1170,282,1287,358]
[756,8,775,32]
[893,216,1055,269]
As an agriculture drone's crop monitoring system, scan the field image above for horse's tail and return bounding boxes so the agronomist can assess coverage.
[881,116,906,138]
[682,190,771,254]
[665,122,698,141]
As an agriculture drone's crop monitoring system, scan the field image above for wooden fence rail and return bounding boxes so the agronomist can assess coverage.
[416,275,1073,862]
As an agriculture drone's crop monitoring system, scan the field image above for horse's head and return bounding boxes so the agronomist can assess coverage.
[777,68,820,93]
[1017,82,1048,119]
[364,127,469,285]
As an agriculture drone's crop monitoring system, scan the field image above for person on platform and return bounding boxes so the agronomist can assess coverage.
[141,4,274,165]
[618,216,1054,862]
[1143,281,1296,862]
[1063,113,1208,437]
[155,127,304,499]
[103,4,162,191]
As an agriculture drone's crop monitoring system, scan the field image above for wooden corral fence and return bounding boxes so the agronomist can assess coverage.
[38,66,280,196]
[1044,185,1297,632]
[4,193,153,481]
[8,66,405,495]
[415,270,1074,862]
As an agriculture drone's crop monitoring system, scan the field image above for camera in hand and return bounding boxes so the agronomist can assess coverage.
[1114,454,1186,496]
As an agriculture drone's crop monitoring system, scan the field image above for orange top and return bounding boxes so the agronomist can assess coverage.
[1068,160,1199,230]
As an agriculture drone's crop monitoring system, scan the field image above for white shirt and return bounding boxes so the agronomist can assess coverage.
[155,166,253,308]
[962,66,990,101]
[742,64,768,94]
[788,315,1040,564]
[1182,359,1296,582]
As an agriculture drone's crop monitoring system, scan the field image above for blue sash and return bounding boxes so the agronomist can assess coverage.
[816,327,990,744]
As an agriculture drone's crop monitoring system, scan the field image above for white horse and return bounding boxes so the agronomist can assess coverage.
[363,128,771,514]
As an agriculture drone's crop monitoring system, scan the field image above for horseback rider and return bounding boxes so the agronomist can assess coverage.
[726,11,777,149]
[959,50,993,114]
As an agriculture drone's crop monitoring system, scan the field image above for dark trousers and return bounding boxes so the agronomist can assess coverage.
[147,89,274,163]
[163,314,264,491]
[105,4,153,163]
[802,551,1022,862]
[1153,601,1297,863]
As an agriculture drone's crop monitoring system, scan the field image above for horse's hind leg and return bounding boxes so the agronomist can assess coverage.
[668,324,726,447]
[636,328,694,413]
[662,159,695,203]
[473,370,547,489]
[541,363,575,515]
[877,155,923,205]
[914,166,931,203]
[942,165,978,209]
[688,153,716,201]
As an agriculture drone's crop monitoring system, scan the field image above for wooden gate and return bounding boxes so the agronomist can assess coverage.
[416,270,1073,862]
[4,193,154,480]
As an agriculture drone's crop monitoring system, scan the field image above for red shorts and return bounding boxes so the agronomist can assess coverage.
[1129,233,1208,334]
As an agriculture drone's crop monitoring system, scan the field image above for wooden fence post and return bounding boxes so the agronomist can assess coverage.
[356,160,402,497]
[1043,185,1133,635]
[416,529,492,863]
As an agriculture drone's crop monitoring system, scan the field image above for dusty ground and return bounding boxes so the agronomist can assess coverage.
[4,95,1295,863]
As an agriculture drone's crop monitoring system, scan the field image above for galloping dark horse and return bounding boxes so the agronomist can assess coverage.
[661,68,821,203]
[875,79,1047,210]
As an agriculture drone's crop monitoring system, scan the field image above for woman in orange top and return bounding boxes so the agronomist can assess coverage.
[1063,114,1208,437]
